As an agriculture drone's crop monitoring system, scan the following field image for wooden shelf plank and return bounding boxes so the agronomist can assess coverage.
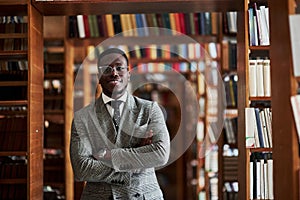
[0,151,27,156]
[0,100,28,106]
[0,50,27,59]
[0,81,27,87]
[0,33,27,39]
[0,179,27,184]
[33,0,243,15]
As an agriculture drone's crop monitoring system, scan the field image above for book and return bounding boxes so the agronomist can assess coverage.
[289,14,300,76]
[245,107,257,147]
[256,59,265,97]
[291,95,300,141]
[76,15,85,38]
[249,59,257,97]
[263,59,271,97]
[105,14,115,36]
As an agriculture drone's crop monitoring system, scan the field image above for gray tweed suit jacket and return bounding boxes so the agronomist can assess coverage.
[70,94,170,200]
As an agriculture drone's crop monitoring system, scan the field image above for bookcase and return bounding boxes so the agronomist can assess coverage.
[43,16,74,200]
[238,0,274,199]
[32,1,243,200]
[0,1,43,200]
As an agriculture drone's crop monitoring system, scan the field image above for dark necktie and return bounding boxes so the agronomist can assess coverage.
[110,100,122,130]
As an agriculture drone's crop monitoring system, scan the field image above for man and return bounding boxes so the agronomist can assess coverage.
[70,48,170,200]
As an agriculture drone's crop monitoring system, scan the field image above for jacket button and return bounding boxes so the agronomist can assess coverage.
[134,193,140,197]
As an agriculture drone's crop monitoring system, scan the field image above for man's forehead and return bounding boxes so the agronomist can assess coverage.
[100,53,126,64]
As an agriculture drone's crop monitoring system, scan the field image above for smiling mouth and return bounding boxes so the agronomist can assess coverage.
[109,79,122,84]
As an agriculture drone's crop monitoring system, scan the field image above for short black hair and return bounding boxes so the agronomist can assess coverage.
[97,48,129,67]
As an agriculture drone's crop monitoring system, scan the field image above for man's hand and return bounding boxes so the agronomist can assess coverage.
[140,129,153,146]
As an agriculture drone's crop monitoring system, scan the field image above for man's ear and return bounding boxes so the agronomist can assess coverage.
[128,71,131,81]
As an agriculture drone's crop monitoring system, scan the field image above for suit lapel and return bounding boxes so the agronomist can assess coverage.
[115,95,140,147]
[94,96,118,146]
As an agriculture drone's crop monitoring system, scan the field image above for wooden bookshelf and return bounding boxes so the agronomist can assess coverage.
[43,16,74,200]
[0,1,44,200]
[15,1,243,200]
[33,0,242,15]
[238,0,275,199]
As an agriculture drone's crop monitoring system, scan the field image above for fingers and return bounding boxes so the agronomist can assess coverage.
[140,129,154,146]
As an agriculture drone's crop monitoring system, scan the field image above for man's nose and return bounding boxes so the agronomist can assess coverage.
[111,68,119,76]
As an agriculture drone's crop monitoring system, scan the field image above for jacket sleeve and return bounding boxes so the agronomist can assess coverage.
[110,101,171,172]
[70,117,131,186]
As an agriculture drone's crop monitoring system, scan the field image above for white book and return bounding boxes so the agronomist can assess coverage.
[256,161,261,199]
[76,15,85,38]
[208,42,217,59]
[188,43,195,59]
[291,95,300,141]
[253,16,259,46]
[264,108,273,147]
[249,59,257,97]
[245,108,257,147]
[256,59,265,97]
[255,9,263,45]
[263,59,271,97]
[267,159,274,199]
[197,120,204,141]
[263,161,269,199]
[258,6,270,45]
[289,15,300,76]
[260,159,265,199]
[249,161,254,199]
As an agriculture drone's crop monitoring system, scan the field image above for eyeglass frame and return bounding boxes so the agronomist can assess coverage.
[98,63,129,75]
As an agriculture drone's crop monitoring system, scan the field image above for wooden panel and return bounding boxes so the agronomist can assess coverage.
[269,0,299,199]
[28,3,44,200]
[32,0,243,15]
[44,16,66,39]
[65,30,75,200]
[236,2,248,199]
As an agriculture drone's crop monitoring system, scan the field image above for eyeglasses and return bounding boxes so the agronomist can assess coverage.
[98,63,128,75]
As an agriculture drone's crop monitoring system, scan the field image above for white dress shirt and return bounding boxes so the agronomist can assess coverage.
[102,92,128,118]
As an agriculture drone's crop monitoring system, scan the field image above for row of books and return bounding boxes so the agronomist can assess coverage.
[0,61,28,71]
[0,38,28,51]
[0,106,27,112]
[0,16,28,33]
[0,117,27,151]
[131,61,209,74]
[69,12,220,38]
[248,58,271,98]
[0,184,27,200]
[245,107,272,148]
[0,162,27,179]
[0,69,27,81]
[223,182,238,200]
[0,87,27,101]
[248,3,270,46]
[44,79,64,95]
[249,152,273,199]
[87,42,220,62]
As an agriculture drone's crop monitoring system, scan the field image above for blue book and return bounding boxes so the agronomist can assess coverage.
[254,108,265,147]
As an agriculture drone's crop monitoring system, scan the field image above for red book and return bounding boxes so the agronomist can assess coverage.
[83,15,91,38]
[194,13,199,35]
[179,13,186,34]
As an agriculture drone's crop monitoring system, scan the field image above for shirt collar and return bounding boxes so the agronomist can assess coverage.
[102,91,128,104]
